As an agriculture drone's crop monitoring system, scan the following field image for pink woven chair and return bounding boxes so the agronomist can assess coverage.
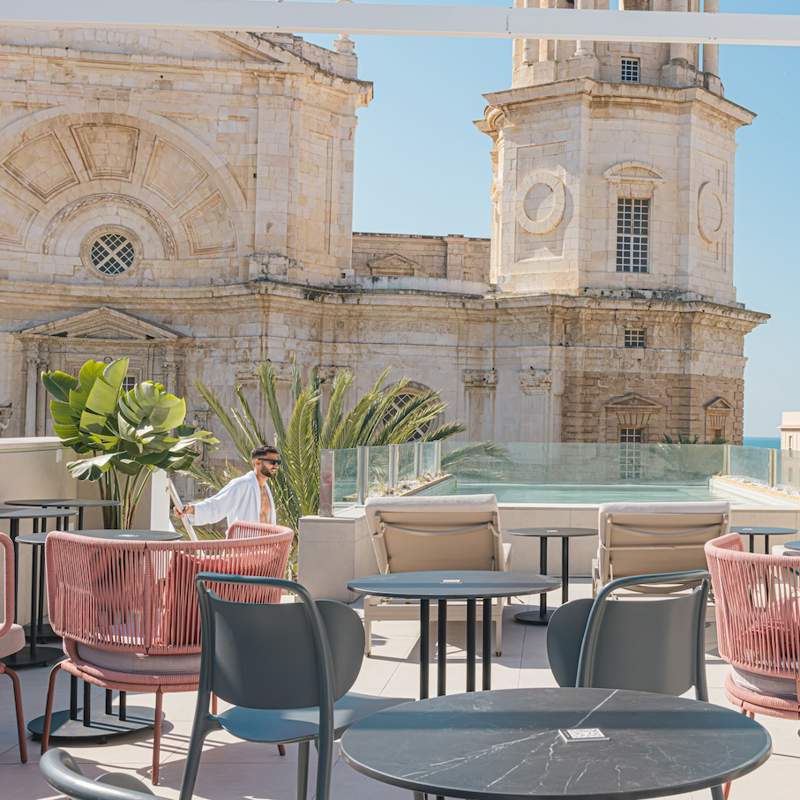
[42,530,293,784]
[706,532,800,720]
[0,532,27,763]
[226,520,294,541]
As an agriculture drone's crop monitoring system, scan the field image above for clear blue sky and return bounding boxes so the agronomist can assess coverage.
[311,1,797,437]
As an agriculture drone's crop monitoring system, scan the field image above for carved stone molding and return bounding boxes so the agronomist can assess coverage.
[697,181,726,244]
[463,368,497,389]
[604,392,662,428]
[516,170,566,235]
[519,367,552,394]
[42,193,177,258]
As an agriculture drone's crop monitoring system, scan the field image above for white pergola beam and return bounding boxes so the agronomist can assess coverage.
[3,2,800,47]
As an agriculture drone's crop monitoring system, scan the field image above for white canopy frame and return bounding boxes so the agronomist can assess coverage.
[3,2,800,47]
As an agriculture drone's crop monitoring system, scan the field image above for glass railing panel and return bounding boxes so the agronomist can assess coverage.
[729,445,771,485]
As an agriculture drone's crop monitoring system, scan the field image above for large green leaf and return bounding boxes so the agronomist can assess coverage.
[41,371,77,403]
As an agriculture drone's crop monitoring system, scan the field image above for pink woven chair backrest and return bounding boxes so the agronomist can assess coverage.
[0,533,14,639]
[226,521,294,541]
[705,532,800,680]
[46,530,293,656]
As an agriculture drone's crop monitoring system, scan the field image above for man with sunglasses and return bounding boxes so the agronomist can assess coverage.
[178,445,282,528]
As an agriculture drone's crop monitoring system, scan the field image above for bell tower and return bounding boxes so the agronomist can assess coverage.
[481,0,742,300]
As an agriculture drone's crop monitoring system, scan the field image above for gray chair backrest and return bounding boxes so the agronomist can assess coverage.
[548,570,710,699]
[40,748,159,799]
[196,573,363,710]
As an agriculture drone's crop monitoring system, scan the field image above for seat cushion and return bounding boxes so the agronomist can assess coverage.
[730,667,799,701]
[0,624,24,659]
[76,643,200,676]
[216,693,410,744]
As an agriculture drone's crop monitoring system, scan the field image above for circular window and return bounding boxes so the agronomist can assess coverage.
[83,228,138,277]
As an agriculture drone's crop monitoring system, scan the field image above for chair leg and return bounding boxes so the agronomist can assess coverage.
[211,693,218,715]
[364,617,372,656]
[494,605,503,657]
[152,690,164,785]
[296,740,310,800]
[0,665,27,763]
[711,784,725,800]
[41,662,61,754]
[278,743,286,756]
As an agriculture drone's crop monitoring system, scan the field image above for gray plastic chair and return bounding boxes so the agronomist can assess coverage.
[547,569,723,800]
[40,748,161,799]
[179,572,404,800]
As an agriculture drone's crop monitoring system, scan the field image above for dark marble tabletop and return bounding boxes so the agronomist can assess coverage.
[5,497,121,508]
[782,540,800,552]
[17,529,181,545]
[341,688,771,800]
[509,527,597,539]
[347,571,560,600]
[732,526,797,535]
[0,506,77,520]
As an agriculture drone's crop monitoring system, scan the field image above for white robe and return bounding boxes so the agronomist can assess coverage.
[190,471,277,528]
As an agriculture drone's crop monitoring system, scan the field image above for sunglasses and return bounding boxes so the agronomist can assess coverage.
[257,458,282,466]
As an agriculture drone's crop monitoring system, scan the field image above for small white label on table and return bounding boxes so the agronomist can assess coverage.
[559,728,608,743]
[441,578,462,584]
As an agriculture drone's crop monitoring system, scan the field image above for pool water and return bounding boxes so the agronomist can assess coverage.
[420,480,784,508]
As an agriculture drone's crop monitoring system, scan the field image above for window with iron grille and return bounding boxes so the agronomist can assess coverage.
[621,57,641,83]
[619,427,644,480]
[616,198,650,273]
[90,232,136,276]
[121,376,137,394]
[624,328,647,349]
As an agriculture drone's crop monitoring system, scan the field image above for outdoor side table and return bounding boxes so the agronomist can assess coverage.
[5,497,121,531]
[732,526,797,554]
[341,687,772,800]
[508,527,597,625]
[1,506,77,669]
[347,571,559,699]
[783,540,800,553]
[26,528,182,745]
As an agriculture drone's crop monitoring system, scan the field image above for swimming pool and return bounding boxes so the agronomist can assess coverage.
[419,478,794,508]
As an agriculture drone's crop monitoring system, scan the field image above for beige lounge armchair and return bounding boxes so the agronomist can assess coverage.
[593,500,730,596]
[362,494,509,656]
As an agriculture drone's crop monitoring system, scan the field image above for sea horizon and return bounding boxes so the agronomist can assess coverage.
[744,436,781,448]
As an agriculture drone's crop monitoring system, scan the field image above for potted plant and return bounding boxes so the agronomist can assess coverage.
[42,357,217,529]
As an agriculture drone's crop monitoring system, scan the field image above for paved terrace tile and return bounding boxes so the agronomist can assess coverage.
[0,581,796,799]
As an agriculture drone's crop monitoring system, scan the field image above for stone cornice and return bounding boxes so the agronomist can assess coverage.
[483,77,755,128]
[0,278,768,326]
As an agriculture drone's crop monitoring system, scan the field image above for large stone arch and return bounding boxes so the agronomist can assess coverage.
[0,106,246,267]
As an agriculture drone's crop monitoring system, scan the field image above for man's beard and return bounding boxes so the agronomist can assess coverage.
[259,465,271,478]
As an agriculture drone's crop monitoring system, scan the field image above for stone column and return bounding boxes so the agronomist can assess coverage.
[24,356,38,437]
[703,0,719,76]
[574,0,595,58]
[670,0,690,64]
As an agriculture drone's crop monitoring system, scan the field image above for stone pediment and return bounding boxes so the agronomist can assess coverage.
[605,392,663,427]
[17,307,180,341]
[603,161,664,184]
[704,396,733,411]
[368,253,419,277]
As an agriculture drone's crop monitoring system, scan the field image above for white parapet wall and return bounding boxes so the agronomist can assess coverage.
[298,499,800,601]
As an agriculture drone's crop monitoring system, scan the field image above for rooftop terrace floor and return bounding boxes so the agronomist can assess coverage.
[1,581,796,800]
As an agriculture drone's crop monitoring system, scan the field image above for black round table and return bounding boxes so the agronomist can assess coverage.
[783,540,800,553]
[25,528,181,745]
[341,688,772,800]
[1,506,77,669]
[508,527,597,625]
[347,571,559,699]
[732,526,797,554]
[5,497,121,531]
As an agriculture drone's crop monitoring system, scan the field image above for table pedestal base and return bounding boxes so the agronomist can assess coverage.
[28,706,157,743]
[514,608,557,626]
[4,645,64,669]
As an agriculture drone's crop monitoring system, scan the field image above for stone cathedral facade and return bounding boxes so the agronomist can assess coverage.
[0,5,767,450]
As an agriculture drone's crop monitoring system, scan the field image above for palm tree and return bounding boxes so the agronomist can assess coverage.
[192,363,464,536]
